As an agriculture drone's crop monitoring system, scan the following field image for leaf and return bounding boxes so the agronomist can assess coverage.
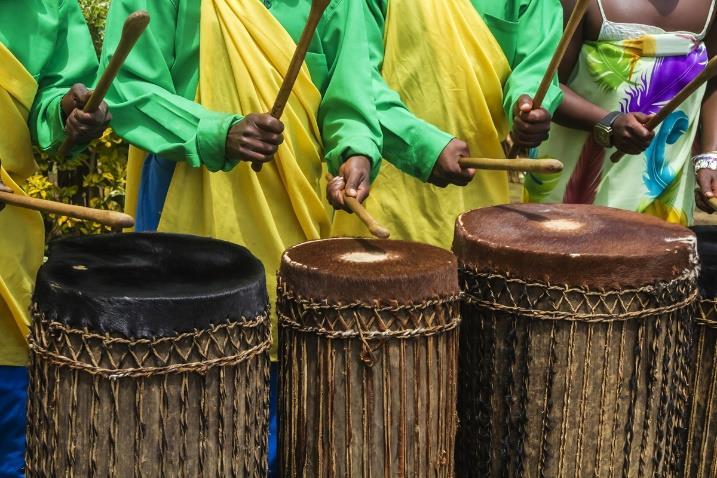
[563,136,605,204]
[585,43,638,91]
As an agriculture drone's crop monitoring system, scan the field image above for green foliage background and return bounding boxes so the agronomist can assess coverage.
[27,0,128,241]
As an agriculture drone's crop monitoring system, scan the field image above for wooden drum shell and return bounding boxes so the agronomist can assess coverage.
[277,238,461,477]
[453,204,698,478]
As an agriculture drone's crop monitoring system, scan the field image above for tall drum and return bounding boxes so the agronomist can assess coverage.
[686,226,717,478]
[277,238,461,477]
[26,233,271,477]
[453,204,698,477]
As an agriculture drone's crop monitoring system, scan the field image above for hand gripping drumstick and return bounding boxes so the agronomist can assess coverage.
[252,0,331,172]
[610,56,717,163]
[326,173,390,239]
[458,157,564,173]
[507,0,591,159]
[56,11,150,157]
[0,190,135,230]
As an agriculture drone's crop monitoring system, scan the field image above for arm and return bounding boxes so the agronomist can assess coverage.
[101,0,242,172]
[30,0,101,152]
[319,0,383,181]
[552,0,654,154]
[504,0,564,126]
[362,0,455,182]
[696,20,717,212]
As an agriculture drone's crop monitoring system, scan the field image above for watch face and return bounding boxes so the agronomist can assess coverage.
[595,127,611,147]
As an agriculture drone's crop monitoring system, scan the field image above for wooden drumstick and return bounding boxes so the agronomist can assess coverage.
[507,0,591,159]
[0,191,135,229]
[344,196,390,239]
[611,56,717,163]
[251,0,331,172]
[57,11,150,157]
[458,157,564,173]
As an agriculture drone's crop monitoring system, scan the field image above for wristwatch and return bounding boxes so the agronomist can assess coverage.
[593,112,623,148]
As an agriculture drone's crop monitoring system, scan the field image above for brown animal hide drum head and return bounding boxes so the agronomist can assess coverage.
[692,226,717,297]
[33,232,267,338]
[454,204,696,289]
[279,238,459,303]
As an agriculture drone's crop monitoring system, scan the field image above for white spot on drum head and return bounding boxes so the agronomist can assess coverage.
[540,219,584,233]
[339,251,396,263]
[72,265,88,271]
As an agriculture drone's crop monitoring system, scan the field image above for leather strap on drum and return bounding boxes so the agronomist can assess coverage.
[461,268,698,322]
[28,308,271,379]
[698,298,717,329]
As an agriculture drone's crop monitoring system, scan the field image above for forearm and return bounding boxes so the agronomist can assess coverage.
[553,84,609,132]
[700,82,717,153]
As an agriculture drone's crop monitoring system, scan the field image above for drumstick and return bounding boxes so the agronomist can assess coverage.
[251,0,331,172]
[0,191,135,229]
[611,56,717,163]
[458,157,564,173]
[507,0,591,159]
[344,196,390,239]
[57,11,150,157]
[708,197,717,212]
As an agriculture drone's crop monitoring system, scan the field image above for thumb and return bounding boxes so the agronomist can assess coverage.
[516,95,533,114]
[632,112,651,124]
[345,170,363,197]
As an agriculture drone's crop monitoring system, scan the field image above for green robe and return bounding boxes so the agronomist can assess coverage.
[363,0,564,180]
[102,0,382,175]
[0,0,99,152]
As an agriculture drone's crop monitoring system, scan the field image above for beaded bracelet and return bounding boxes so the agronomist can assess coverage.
[693,152,717,172]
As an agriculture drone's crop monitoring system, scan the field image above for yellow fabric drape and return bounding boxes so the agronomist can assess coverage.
[331,0,511,249]
[0,43,45,366]
[158,0,329,359]
[123,145,146,230]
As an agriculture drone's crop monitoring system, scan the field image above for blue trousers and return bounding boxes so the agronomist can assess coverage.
[269,363,279,477]
[0,366,28,478]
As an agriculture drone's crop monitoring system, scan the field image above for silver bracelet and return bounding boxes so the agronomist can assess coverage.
[692,152,717,172]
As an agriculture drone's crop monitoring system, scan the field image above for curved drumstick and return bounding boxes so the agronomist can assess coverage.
[57,11,150,157]
[611,56,717,163]
[459,157,564,173]
[344,196,390,239]
[0,191,135,229]
[252,0,331,172]
[508,0,591,159]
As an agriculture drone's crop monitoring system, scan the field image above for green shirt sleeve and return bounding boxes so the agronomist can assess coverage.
[363,0,453,182]
[30,0,100,152]
[101,0,241,172]
[319,0,383,181]
[489,0,564,126]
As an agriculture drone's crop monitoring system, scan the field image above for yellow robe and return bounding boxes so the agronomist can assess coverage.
[155,0,329,359]
[0,43,45,366]
[331,0,511,249]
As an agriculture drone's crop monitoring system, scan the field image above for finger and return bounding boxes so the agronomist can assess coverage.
[255,115,285,134]
[240,148,274,163]
[243,138,279,156]
[631,123,653,140]
[74,110,105,127]
[697,172,714,198]
[696,191,715,213]
[257,131,284,146]
[71,84,92,107]
[522,108,551,124]
[632,112,651,124]
[327,180,347,210]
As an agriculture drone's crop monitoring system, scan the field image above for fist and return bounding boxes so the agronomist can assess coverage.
[326,156,372,212]
[61,83,111,145]
[226,113,284,171]
[696,168,717,214]
[611,113,655,155]
[428,139,475,188]
[512,95,552,149]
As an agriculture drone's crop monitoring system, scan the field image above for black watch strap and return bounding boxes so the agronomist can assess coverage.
[598,111,623,128]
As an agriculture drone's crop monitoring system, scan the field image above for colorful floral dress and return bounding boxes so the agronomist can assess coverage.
[524,0,715,225]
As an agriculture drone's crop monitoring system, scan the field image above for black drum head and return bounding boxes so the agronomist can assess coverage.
[33,233,268,338]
